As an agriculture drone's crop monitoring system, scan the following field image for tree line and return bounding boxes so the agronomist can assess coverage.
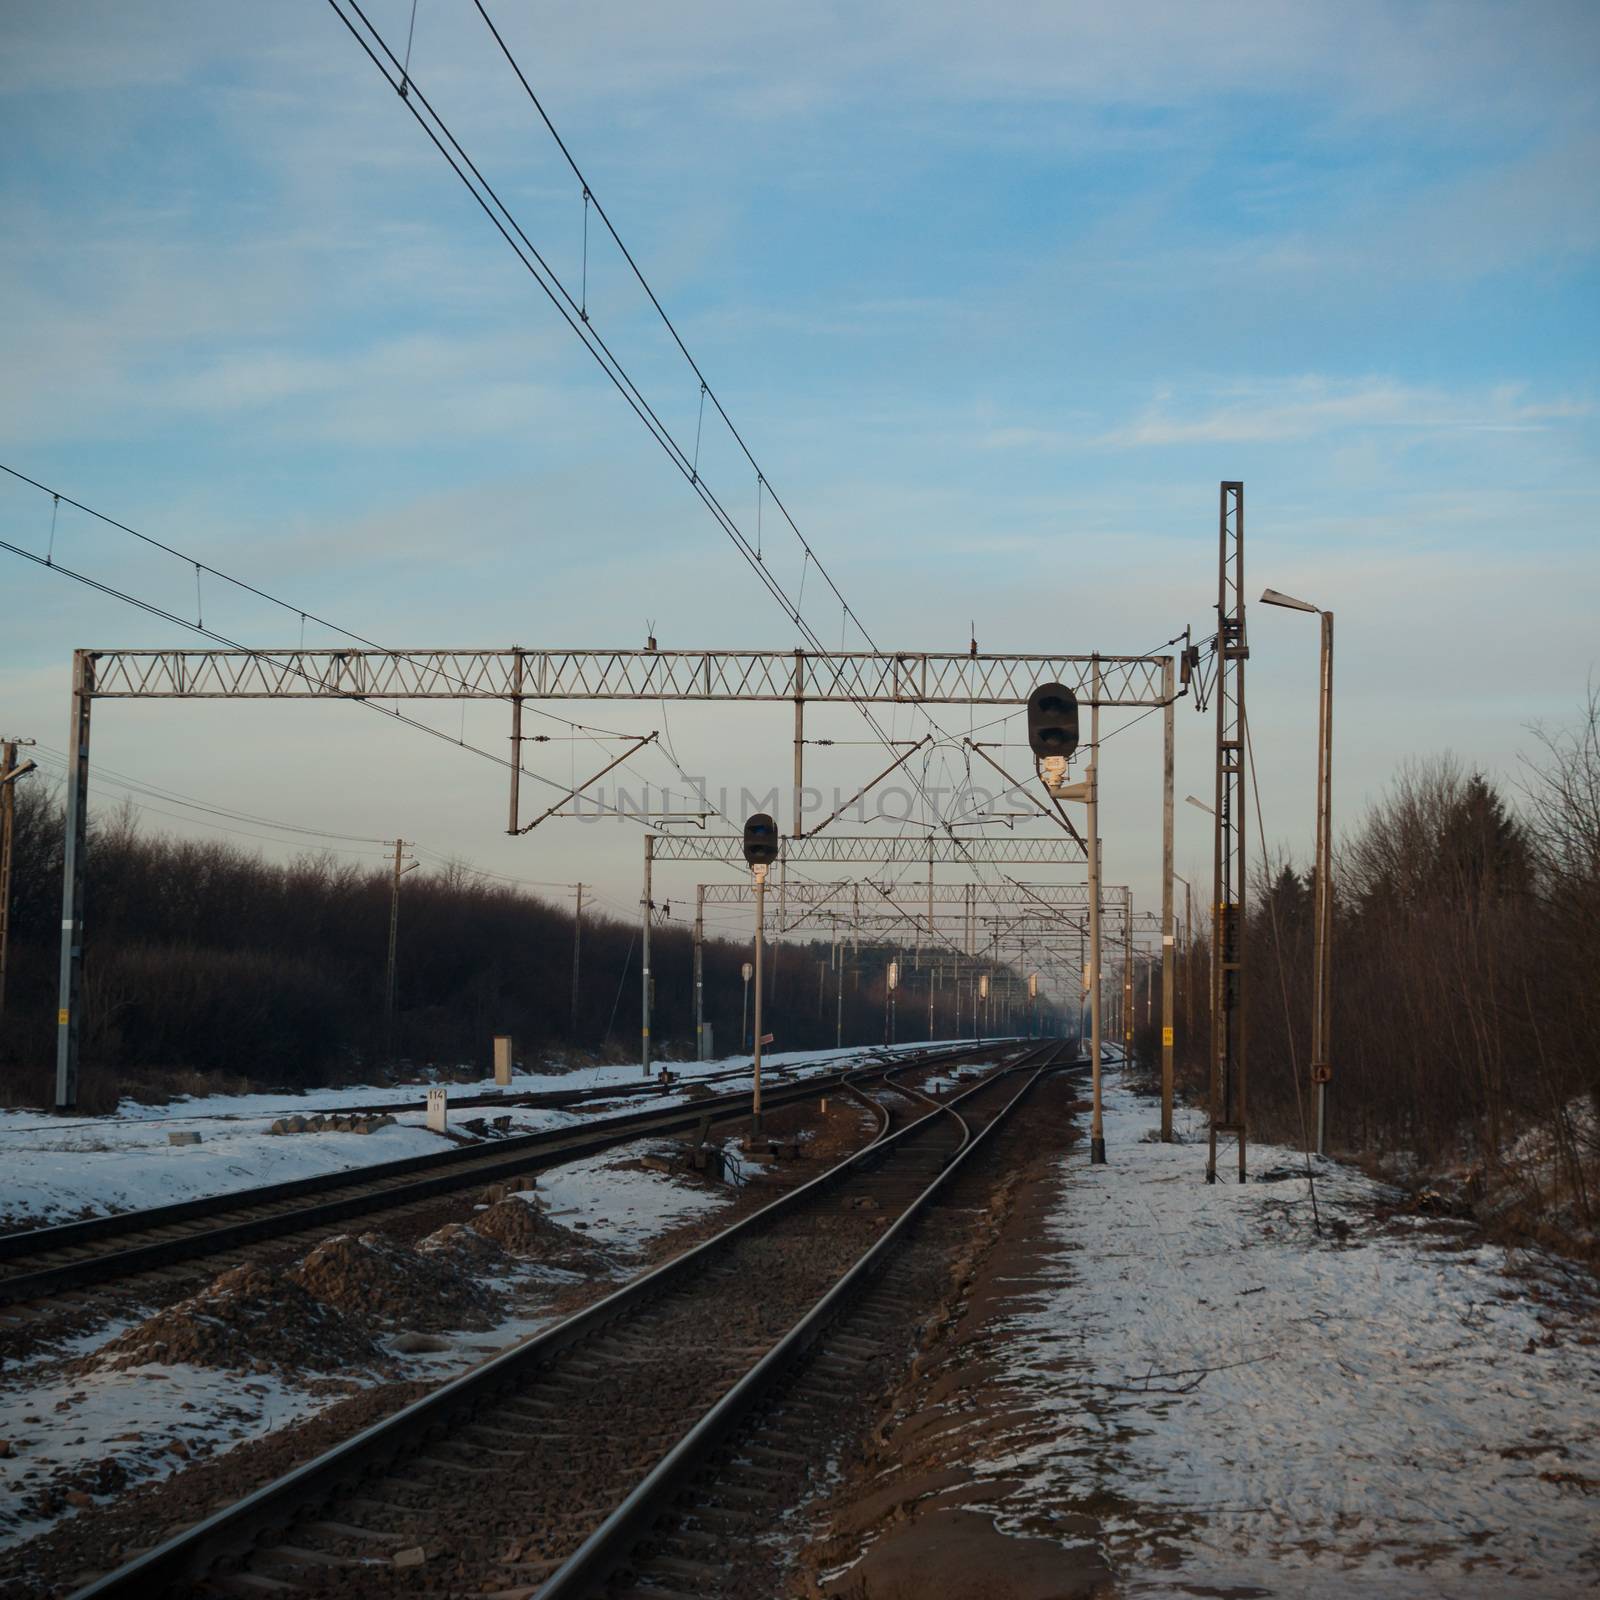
[0,786,1046,1110]
[1131,687,1600,1237]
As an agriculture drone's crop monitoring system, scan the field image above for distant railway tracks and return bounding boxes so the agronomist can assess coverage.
[71,1039,1077,1597]
[0,1040,1015,1313]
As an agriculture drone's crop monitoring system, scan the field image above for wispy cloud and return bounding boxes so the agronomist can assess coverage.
[981,378,1592,451]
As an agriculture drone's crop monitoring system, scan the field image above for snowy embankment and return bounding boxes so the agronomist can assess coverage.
[992,1070,1600,1597]
[0,1041,950,1229]
[0,1134,736,1552]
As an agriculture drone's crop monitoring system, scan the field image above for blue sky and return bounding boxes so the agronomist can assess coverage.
[2,0,1597,964]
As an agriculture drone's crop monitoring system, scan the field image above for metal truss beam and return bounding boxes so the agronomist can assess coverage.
[652,833,1085,864]
[83,648,1170,706]
[700,880,1097,907]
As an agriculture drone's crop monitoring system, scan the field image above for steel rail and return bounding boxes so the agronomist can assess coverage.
[68,1046,1047,1598]
[1,1041,1012,1306]
[536,1044,1066,1598]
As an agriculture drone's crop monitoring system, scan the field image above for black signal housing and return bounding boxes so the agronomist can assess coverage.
[1026,682,1080,760]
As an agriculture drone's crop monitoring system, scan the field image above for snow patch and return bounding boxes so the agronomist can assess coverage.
[985,1071,1600,1596]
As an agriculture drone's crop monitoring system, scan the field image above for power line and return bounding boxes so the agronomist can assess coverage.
[0,462,639,745]
[469,0,880,655]
[32,744,393,845]
[0,532,652,824]
[323,0,968,846]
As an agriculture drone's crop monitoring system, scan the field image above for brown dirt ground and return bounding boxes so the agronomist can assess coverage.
[78,1263,389,1378]
[0,1088,889,1597]
[795,1074,1116,1600]
[289,1232,504,1331]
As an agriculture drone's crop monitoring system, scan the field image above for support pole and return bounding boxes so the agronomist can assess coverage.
[1161,658,1176,1140]
[507,647,523,833]
[641,834,654,1077]
[1122,895,1134,1061]
[385,839,405,1069]
[1311,609,1335,1155]
[792,650,805,838]
[1209,480,1249,1183]
[55,651,93,1109]
[572,882,584,1041]
[752,867,766,1134]
[835,951,843,1047]
[693,883,705,1059]
[0,740,17,1022]
[1088,660,1105,1163]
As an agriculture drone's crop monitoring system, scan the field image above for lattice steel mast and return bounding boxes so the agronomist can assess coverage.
[1209,482,1248,1182]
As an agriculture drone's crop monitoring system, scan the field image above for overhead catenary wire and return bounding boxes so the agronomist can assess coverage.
[0,461,640,745]
[0,534,650,824]
[322,0,980,854]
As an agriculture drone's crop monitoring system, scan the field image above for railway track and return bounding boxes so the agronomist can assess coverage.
[69,1039,1075,1598]
[0,1039,1017,1313]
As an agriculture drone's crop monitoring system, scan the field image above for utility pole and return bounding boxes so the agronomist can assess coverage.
[1,739,38,1022]
[571,883,585,1042]
[1122,897,1134,1060]
[1209,481,1249,1183]
[641,834,655,1077]
[1312,606,1335,1155]
[1260,586,1336,1156]
[55,651,93,1110]
[1086,669,1105,1160]
[692,884,705,1059]
[384,839,419,1070]
[1161,657,1176,1139]
[742,813,778,1136]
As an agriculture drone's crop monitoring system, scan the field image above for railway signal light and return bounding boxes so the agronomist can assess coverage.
[742,812,779,879]
[1027,682,1079,795]
[742,814,777,1136]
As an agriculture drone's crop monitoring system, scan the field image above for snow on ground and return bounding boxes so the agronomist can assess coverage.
[0,1040,989,1228]
[0,1339,326,1550]
[985,1069,1600,1597]
[0,1118,471,1229]
[0,1135,741,1550]
[527,1146,731,1252]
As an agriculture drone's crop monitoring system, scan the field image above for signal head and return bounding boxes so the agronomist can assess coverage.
[1027,682,1080,760]
[742,812,780,869]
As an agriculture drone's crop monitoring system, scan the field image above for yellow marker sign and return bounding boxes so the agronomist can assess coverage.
[57,1008,69,1025]
[1162,1026,1174,1046]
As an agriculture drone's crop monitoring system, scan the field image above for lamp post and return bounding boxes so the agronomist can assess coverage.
[1261,587,1335,1156]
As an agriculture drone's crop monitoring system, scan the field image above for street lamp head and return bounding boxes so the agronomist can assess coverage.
[1184,794,1214,816]
[1260,587,1319,615]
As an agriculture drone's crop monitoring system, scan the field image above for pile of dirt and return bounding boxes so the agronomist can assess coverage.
[290,1232,503,1331]
[417,1220,514,1274]
[84,1263,386,1376]
[469,1196,603,1265]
